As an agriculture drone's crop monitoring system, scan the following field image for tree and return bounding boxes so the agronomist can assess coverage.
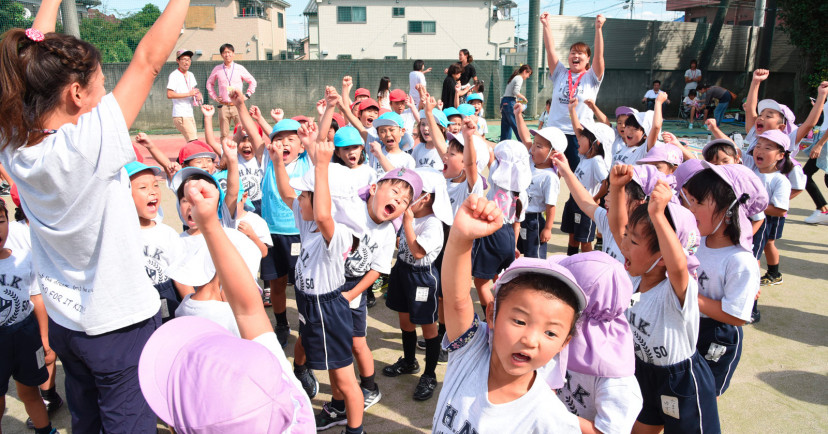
[777,0,828,88]
[78,4,160,62]
[0,0,33,35]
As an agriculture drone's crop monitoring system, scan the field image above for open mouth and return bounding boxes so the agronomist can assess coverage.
[384,203,396,216]
[755,155,765,165]
[511,352,531,364]
[147,199,158,213]
[366,117,375,126]
[186,212,196,226]
[624,257,632,270]
[281,149,291,160]
[240,148,253,157]
[348,154,358,164]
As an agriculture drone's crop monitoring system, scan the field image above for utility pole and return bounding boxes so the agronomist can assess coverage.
[61,0,80,37]
[559,0,564,16]
[753,0,766,26]
[525,0,540,118]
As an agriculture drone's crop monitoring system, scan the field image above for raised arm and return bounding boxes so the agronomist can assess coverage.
[318,87,341,143]
[584,99,610,126]
[462,117,479,189]
[745,69,768,132]
[648,181,689,304]
[221,138,240,219]
[134,133,174,175]
[540,12,561,76]
[113,0,190,128]
[424,95,448,157]
[247,106,267,161]
[341,75,354,113]
[704,118,728,140]
[267,141,296,209]
[608,164,634,247]
[200,105,222,155]
[795,82,828,144]
[552,153,600,219]
[233,94,264,160]
[513,103,532,148]
[592,15,606,80]
[313,140,336,243]
[32,0,61,33]
[647,92,667,150]
[568,98,584,135]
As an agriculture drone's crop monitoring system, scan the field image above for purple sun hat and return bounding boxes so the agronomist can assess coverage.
[139,316,315,432]
[674,159,705,191]
[550,251,635,378]
[665,202,701,279]
[638,142,683,167]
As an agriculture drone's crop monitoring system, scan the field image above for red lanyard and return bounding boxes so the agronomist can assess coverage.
[179,69,192,90]
[567,70,586,100]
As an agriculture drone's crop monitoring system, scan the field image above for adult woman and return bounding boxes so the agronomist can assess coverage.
[0,0,189,432]
[500,65,532,141]
[684,59,702,97]
[541,12,606,171]
[459,49,477,89]
[377,76,391,109]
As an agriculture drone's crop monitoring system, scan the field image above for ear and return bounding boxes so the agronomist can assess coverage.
[68,82,84,109]
[485,302,495,325]
[369,183,378,196]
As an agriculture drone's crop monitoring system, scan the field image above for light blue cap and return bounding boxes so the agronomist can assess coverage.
[334,126,364,148]
[125,161,163,178]
[213,170,255,212]
[372,112,404,129]
[443,107,461,120]
[269,119,302,139]
[457,104,475,117]
[419,108,450,129]
[466,93,484,103]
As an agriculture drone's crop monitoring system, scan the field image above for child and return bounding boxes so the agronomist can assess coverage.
[138,177,314,432]
[471,140,531,317]
[0,199,57,434]
[366,112,416,176]
[260,118,312,348]
[746,130,793,290]
[538,98,552,129]
[681,162,767,395]
[609,169,720,433]
[613,95,662,166]
[466,93,488,136]
[384,168,453,401]
[610,106,636,166]
[232,116,266,214]
[443,123,483,217]
[683,89,702,128]
[434,194,584,433]
[213,170,272,258]
[412,98,452,171]
[126,161,191,323]
[553,251,643,434]
[270,137,368,434]
[444,107,463,135]
[333,126,375,186]
[637,142,684,175]
[519,125,566,259]
[389,89,419,152]
[702,138,741,165]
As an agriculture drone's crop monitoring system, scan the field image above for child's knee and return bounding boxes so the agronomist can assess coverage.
[15,383,41,403]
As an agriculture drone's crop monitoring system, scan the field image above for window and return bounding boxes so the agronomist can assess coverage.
[408,21,436,34]
[385,55,398,59]
[337,6,366,23]
[690,17,707,23]
[278,12,284,28]
[337,54,353,59]
[392,7,405,17]
[266,51,273,60]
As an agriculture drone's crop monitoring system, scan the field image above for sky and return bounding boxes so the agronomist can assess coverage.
[99,0,685,41]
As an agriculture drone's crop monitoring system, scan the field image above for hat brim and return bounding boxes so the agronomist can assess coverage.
[493,258,587,313]
[176,50,194,59]
[127,165,164,178]
[372,119,402,129]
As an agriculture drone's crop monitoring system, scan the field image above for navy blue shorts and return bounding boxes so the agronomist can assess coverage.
[634,352,720,433]
[697,318,743,396]
[0,314,48,395]
[751,216,785,259]
[342,277,368,338]
[386,260,440,325]
[432,222,452,276]
[261,233,300,282]
[295,289,354,370]
[154,279,180,323]
[518,212,547,259]
[49,311,161,434]
[561,197,596,243]
[472,223,516,280]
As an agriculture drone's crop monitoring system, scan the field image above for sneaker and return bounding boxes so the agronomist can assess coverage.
[438,348,448,364]
[295,367,318,398]
[804,209,828,225]
[362,384,382,410]
[275,323,291,348]
[417,339,426,350]
[760,273,783,286]
[594,237,603,251]
[263,288,272,307]
[689,122,694,129]
[382,357,420,377]
[366,291,377,308]
[371,277,384,294]
[413,375,438,401]
[315,402,347,431]
[747,303,761,325]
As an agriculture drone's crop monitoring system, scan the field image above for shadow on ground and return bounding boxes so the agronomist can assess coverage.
[752,305,828,348]
[757,370,828,406]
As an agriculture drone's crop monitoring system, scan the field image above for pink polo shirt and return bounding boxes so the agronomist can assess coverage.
[206,62,257,103]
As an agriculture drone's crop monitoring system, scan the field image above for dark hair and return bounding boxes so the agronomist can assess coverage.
[0,30,101,149]
[476,80,485,93]
[569,42,592,69]
[219,43,234,54]
[545,98,552,106]
[702,141,738,162]
[625,182,646,202]
[779,150,794,175]
[0,201,7,220]
[176,173,217,201]
[413,60,425,71]
[447,63,462,76]
[579,127,604,159]
[376,178,414,203]
[698,83,710,91]
[14,206,25,222]
[332,145,366,166]
[495,273,581,337]
[448,138,465,155]
[460,49,473,63]
[377,76,391,100]
[653,80,661,85]
[507,64,532,84]
[690,59,698,67]
[689,89,697,97]
[683,169,741,246]
[512,191,523,218]
[628,203,676,254]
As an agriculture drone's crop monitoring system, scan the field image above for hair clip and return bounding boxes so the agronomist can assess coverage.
[24,28,45,42]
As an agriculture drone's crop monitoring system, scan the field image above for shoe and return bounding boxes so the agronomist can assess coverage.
[689,122,694,129]
[295,367,318,398]
[371,277,384,294]
[382,357,420,377]
[804,209,828,225]
[747,303,761,325]
[760,273,783,286]
[275,323,291,348]
[438,348,448,364]
[594,237,603,251]
[315,402,347,431]
[26,393,63,428]
[362,384,382,410]
[413,375,438,401]
[263,288,272,307]
[417,339,426,350]
[366,292,377,308]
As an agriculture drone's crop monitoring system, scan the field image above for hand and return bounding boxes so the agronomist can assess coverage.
[425,95,437,112]
[341,290,357,302]
[595,14,606,29]
[647,180,672,215]
[656,91,669,104]
[342,75,353,94]
[810,143,824,159]
[221,138,238,160]
[135,132,152,148]
[165,161,181,179]
[237,221,256,238]
[369,141,383,157]
[189,89,199,97]
[297,123,319,151]
[462,116,478,135]
[229,87,246,107]
[540,228,552,244]
[609,164,634,187]
[818,81,828,98]
[450,194,503,241]
[185,179,221,227]
[271,108,284,123]
[406,94,416,109]
[752,69,769,83]
[584,99,596,108]
[201,104,215,117]
[540,11,551,26]
[704,118,717,130]
[43,346,56,365]
[403,206,415,223]
[437,100,444,110]
[550,152,571,173]
[325,86,341,106]
[314,136,335,165]
[423,67,433,74]
[316,99,327,116]
[266,140,285,164]
[248,105,261,120]
[455,82,462,93]
[568,97,578,111]
[662,131,681,146]
[514,103,524,116]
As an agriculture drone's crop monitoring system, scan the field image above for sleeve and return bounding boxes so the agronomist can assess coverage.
[251,215,274,246]
[28,269,40,296]
[206,66,219,101]
[443,314,485,354]
[468,64,477,81]
[326,223,353,260]
[73,93,137,177]
[166,72,179,91]
[788,164,806,190]
[549,60,567,81]
[241,65,257,95]
[415,217,444,256]
[668,279,698,317]
[512,76,523,95]
[771,177,791,210]
[370,230,395,274]
[593,206,611,236]
[401,153,416,170]
[593,159,610,186]
[593,377,643,434]
[720,256,760,320]
[544,173,560,206]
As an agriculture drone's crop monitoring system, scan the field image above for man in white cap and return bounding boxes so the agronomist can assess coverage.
[167,49,201,142]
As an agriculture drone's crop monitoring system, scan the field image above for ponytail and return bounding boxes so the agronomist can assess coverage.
[507,64,532,85]
[513,191,523,218]
[0,29,101,150]
[779,150,794,175]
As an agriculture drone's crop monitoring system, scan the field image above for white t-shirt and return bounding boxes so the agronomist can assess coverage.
[526,167,560,213]
[447,177,484,218]
[294,202,353,296]
[346,164,378,189]
[398,214,443,266]
[411,143,444,171]
[175,293,240,337]
[5,220,31,255]
[434,318,581,434]
[238,154,265,202]
[166,69,197,118]
[238,211,273,247]
[742,150,804,192]
[612,144,649,167]
[476,117,488,136]
[556,371,642,434]
[684,69,702,92]
[140,222,181,286]
[609,133,627,167]
[574,156,609,196]
[682,96,701,108]
[752,170,792,211]
[627,278,700,366]
[696,239,760,321]
[592,208,641,289]
[368,149,416,177]
[487,186,527,225]
[400,109,417,134]
[409,71,427,107]
[0,252,39,327]
[547,62,603,135]
[345,207,396,277]
[0,93,160,335]
[643,89,659,100]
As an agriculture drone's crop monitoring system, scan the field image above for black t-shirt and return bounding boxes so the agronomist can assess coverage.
[442,75,458,108]
[461,63,477,86]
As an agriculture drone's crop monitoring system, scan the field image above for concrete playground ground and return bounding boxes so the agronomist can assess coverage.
[2,120,827,433]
